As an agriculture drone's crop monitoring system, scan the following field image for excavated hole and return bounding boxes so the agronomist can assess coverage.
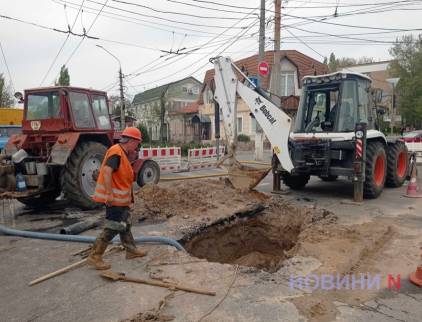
[183,211,303,273]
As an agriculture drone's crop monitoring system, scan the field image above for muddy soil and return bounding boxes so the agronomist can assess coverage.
[182,199,335,272]
[132,179,269,224]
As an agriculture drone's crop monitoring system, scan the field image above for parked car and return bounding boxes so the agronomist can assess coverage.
[0,125,22,152]
[402,130,422,143]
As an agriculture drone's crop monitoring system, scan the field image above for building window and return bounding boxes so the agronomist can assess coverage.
[281,72,295,96]
[237,117,243,133]
[251,117,257,134]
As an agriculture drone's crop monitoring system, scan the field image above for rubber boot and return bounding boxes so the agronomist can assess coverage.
[87,239,111,270]
[126,247,148,260]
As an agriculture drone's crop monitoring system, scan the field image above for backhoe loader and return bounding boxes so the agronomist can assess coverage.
[211,57,408,198]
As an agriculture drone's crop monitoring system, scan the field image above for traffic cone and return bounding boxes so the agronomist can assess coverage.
[403,162,422,198]
[409,266,422,287]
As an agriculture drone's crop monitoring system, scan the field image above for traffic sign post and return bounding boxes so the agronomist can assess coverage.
[258,61,269,77]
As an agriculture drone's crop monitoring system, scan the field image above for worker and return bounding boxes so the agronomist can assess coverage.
[87,127,147,270]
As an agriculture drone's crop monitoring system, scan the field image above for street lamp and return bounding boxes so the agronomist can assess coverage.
[96,44,125,129]
[387,77,400,135]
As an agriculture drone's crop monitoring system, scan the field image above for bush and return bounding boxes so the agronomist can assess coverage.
[181,142,212,156]
[137,123,150,144]
[237,134,251,142]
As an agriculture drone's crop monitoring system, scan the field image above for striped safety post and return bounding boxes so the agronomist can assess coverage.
[353,123,367,202]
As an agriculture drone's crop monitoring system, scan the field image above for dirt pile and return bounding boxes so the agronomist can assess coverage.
[132,179,269,222]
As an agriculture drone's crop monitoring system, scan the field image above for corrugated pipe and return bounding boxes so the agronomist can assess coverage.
[0,224,185,251]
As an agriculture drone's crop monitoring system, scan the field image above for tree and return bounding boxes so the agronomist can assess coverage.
[137,123,150,144]
[326,52,375,72]
[389,34,422,127]
[0,73,14,107]
[55,65,70,86]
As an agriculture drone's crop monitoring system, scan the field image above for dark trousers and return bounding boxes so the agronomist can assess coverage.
[95,206,137,252]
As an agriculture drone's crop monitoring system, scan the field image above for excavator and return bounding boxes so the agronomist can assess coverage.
[211,56,408,198]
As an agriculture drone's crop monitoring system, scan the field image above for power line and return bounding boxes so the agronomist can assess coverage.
[50,0,109,85]
[54,0,244,37]
[113,0,257,20]
[0,40,15,93]
[40,1,86,86]
[284,28,325,58]
[283,12,422,31]
[84,0,249,29]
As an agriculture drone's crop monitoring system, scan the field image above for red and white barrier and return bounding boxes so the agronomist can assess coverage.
[139,147,181,173]
[406,142,422,164]
[188,146,225,171]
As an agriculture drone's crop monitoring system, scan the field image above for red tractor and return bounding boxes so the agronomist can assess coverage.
[0,86,160,209]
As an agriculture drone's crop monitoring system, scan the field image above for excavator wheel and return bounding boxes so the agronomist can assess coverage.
[364,141,387,198]
[282,173,310,190]
[386,141,408,188]
[63,141,107,209]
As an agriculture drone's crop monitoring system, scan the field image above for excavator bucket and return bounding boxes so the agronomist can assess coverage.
[227,163,271,190]
[216,150,270,190]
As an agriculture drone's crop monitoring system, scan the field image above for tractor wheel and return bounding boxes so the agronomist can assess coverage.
[364,141,387,198]
[386,141,408,188]
[17,190,61,208]
[282,173,310,190]
[319,175,338,182]
[137,160,160,187]
[63,141,107,209]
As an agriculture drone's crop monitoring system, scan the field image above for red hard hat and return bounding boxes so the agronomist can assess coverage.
[122,127,142,141]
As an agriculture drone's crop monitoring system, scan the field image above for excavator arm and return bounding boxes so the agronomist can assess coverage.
[212,56,294,180]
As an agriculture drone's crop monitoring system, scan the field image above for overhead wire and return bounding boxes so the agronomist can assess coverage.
[40,1,86,86]
[0,40,15,93]
[112,0,257,20]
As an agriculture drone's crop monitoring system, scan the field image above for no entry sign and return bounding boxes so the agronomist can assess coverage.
[258,61,269,76]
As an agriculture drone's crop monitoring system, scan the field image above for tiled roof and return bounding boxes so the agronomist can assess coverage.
[201,50,328,91]
[132,76,201,105]
[168,102,199,115]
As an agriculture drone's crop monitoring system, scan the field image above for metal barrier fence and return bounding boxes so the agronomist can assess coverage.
[187,146,225,171]
[405,142,422,164]
[139,147,181,173]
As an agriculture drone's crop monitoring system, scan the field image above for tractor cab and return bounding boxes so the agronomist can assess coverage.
[18,87,113,134]
[295,72,374,134]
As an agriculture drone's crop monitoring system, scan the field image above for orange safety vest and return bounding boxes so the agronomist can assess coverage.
[92,144,134,206]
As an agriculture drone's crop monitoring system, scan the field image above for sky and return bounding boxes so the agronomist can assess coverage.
[1,0,422,102]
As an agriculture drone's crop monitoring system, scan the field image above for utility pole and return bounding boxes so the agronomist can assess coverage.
[119,68,126,129]
[255,0,266,161]
[96,45,126,129]
[257,0,266,87]
[271,0,282,105]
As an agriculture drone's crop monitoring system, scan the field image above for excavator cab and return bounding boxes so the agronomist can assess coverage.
[295,74,373,134]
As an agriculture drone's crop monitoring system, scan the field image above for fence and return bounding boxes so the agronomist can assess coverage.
[405,142,422,164]
[187,146,225,171]
[139,147,181,173]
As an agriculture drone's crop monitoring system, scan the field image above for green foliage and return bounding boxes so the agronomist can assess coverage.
[137,123,150,144]
[326,53,375,72]
[389,34,422,128]
[55,65,70,86]
[0,73,14,107]
[180,142,212,156]
[237,133,251,142]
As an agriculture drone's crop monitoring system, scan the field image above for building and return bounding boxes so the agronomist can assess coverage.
[198,50,328,141]
[167,102,211,143]
[340,60,397,122]
[132,77,202,142]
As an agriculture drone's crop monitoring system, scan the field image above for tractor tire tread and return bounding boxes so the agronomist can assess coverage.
[363,141,386,199]
[386,141,408,188]
[62,141,106,209]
